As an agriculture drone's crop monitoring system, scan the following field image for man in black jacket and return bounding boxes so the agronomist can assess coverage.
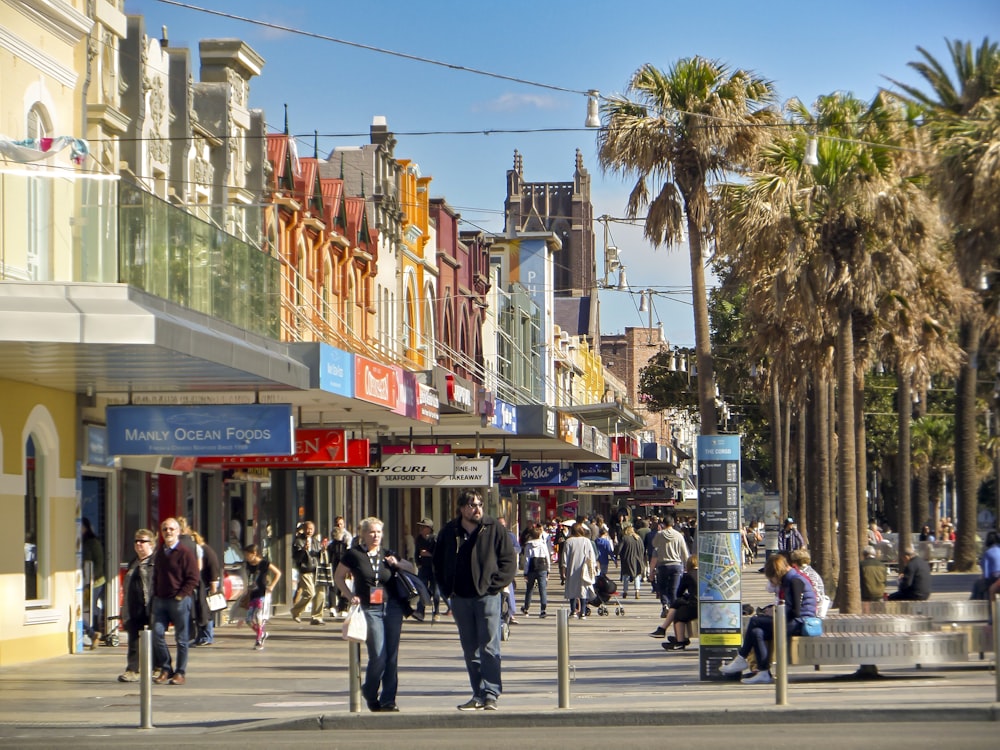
[290,521,326,624]
[888,546,932,601]
[433,490,516,711]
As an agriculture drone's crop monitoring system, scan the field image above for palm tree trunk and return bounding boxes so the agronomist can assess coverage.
[687,215,717,435]
[771,377,784,517]
[954,318,981,570]
[855,367,868,558]
[915,386,930,532]
[814,372,834,592]
[897,369,913,558]
[835,311,861,614]
[827,372,840,590]
[794,403,806,541]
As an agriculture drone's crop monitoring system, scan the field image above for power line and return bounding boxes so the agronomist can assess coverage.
[154,0,591,97]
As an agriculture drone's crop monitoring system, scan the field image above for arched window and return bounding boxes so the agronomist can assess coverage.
[24,435,43,601]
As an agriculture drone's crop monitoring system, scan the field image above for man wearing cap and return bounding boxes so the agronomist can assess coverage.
[860,545,888,610]
[778,518,805,555]
[415,518,442,622]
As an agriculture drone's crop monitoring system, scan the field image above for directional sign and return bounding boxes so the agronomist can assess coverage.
[699,484,740,509]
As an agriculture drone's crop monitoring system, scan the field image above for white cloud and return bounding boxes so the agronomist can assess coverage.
[474,92,563,113]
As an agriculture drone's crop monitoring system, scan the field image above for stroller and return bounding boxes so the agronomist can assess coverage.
[588,574,626,617]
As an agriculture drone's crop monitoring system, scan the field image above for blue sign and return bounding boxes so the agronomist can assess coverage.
[516,461,562,485]
[576,462,613,482]
[490,398,518,433]
[107,404,294,456]
[319,344,354,397]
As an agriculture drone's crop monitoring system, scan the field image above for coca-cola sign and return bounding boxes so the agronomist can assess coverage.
[355,356,400,410]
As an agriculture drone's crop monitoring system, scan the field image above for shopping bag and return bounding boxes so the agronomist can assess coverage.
[341,603,367,643]
[206,592,228,612]
[581,557,597,586]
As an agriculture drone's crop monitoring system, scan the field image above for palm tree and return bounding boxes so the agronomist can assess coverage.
[888,38,1000,570]
[719,91,938,613]
[597,58,778,434]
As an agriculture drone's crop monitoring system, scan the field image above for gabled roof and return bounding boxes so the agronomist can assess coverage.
[319,177,343,230]
[266,133,292,190]
[293,157,321,213]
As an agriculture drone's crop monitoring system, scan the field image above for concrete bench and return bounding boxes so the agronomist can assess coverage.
[820,613,934,634]
[866,599,989,623]
[789,631,968,672]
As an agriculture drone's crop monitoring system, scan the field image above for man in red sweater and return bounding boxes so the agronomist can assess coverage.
[151,517,199,685]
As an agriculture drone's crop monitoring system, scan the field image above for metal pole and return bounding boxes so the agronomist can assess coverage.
[348,641,362,712]
[557,607,570,709]
[993,595,1000,703]
[774,603,788,706]
[138,628,153,729]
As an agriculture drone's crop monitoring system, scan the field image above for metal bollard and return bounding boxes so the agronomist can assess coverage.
[138,628,154,729]
[773,603,788,706]
[993,595,1000,703]
[557,608,570,709]
[348,641,362,712]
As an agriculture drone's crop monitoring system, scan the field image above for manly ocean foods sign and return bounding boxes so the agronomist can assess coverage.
[106,404,294,456]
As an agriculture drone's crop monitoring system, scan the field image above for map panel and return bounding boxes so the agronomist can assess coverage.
[698,532,741,601]
[700,601,743,631]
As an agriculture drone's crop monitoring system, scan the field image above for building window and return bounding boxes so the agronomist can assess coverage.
[24,435,43,602]
[26,104,52,280]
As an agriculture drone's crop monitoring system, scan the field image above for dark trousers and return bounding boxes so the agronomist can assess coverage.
[152,596,192,676]
[656,563,683,608]
[124,615,151,673]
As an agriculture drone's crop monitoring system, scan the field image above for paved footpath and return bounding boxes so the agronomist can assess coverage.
[1,568,997,738]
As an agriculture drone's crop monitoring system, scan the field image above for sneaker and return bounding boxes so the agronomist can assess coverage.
[310,618,325,625]
[483,697,498,711]
[521,607,530,617]
[660,606,669,618]
[292,615,302,623]
[380,703,400,712]
[457,697,484,711]
[649,627,667,638]
[539,611,548,618]
[719,654,749,675]
[253,640,263,651]
[117,671,139,683]
[742,669,773,685]
[432,614,441,623]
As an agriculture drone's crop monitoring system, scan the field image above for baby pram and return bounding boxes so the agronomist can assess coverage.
[587,574,625,617]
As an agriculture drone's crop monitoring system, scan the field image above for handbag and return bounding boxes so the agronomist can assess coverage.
[802,616,823,637]
[341,603,367,643]
[206,592,228,613]
[581,556,597,585]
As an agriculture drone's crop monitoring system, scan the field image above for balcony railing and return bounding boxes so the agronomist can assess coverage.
[0,172,281,338]
[118,179,280,338]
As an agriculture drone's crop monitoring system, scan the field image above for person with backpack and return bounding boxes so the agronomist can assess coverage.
[521,524,550,618]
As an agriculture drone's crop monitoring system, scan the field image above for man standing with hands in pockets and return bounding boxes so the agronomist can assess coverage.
[433,489,516,711]
[151,518,199,685]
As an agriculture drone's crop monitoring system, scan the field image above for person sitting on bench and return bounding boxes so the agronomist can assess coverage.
[888,546,931,601]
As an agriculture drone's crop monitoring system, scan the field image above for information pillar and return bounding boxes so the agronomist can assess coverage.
[696,435,742,680]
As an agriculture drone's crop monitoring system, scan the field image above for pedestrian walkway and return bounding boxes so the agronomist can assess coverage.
[1,568,996,739]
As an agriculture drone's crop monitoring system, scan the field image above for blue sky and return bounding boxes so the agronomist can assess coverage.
[127,0,997,347]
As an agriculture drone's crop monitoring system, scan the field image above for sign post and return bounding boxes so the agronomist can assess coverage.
[696,435,743,681]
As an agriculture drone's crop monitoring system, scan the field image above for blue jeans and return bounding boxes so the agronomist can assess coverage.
[621,573,638,598]
[450,593,503,700]
[523,571,548,613]
[738,613,803,670]
[656,563,683,608]
[362,598,404,707]
[197,616,214,644]
[152,596,192,676]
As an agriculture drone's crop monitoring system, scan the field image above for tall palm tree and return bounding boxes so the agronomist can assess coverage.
[719,91,937,612]
[888,38,1000,570]
[597,58,778,434]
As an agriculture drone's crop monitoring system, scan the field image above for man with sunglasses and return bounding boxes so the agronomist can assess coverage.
[433,490,516,712]
[117,529,155,682]
[151,517,199,685]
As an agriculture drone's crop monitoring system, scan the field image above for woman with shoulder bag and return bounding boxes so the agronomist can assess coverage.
[334,516,415,713]
[562,522,598,620]
[521,525,550,618]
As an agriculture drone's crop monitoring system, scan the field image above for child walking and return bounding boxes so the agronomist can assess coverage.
[243,544,281,650]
